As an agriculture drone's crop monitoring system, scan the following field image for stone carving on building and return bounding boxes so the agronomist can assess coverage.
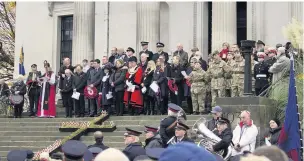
[48,2,54,17]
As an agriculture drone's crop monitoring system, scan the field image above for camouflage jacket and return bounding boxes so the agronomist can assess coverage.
[189,68,208,94]
[207,60,231,89]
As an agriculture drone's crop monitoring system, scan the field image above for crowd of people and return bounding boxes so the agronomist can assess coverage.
[0,40,294,118]
[4,104,290,161]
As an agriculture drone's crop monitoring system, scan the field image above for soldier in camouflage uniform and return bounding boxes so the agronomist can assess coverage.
[231,51,245,97]
[207,51,231,106]
[186,57,209,115]
[224,52,234,97]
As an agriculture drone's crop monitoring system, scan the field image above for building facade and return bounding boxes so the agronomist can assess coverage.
[14,1,303,76]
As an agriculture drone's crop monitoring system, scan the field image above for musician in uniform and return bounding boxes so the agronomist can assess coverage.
[139,41,154,61]
[26,64,41,116]
[152,42,169,63]
[211,118,233,157]
[254,52,270,96]
[144,126,163,148]
[172,122,194,144]
[61,69,74,118]
[207,106,223,131]
[159,103,181,147]
[11,75,27,118]
[123,56,143,115]
[122,128,146,161]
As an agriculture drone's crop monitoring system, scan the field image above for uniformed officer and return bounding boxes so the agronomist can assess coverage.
[62,140,88,161]
[7,150,27,161]
[139,41,154,61]
[152,42,169,63]
[159,103,181,147]
[26,64,41,116]
[88,147,103,159]
[123,128,146,161]
[211,117,233,158]
[144,126,164,148]
[254,52,270,96]
[173,122,195,144]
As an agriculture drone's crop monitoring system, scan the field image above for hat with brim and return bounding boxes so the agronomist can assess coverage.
[126,47,135,53]
[128,56,137,63]
[124,128,142,136]
[211,106,222,113]
[176,122,190,131]
[146,148,165,160]
[141,41,149,46]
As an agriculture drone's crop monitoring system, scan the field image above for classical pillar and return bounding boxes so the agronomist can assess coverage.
[72,2,95,65]
[290,2,303,22]
[136,2,160,55]
[212,2,237,52]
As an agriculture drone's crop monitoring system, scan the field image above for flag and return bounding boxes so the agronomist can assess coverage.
[19,46,25,75]
[278,54,301,161]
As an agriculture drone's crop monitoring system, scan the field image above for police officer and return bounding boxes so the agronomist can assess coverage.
[62,140,88,161]
[211,117,233,158]
[159,103,181,147]
[88,131,109,150]
[139,41,154,61]
[26,150,34,161]
[152,42,169,63]
[26,64,41,116]
[146,148,165,160]
[123,128,146,161]
[7,150,27,161]
[88,147,103,159]
[254,52,270,96]
[144,126,163,148]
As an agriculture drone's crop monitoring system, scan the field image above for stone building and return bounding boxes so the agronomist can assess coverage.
[14,1,303,75]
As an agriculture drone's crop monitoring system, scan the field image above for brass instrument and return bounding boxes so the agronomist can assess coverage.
[192,117,232,161]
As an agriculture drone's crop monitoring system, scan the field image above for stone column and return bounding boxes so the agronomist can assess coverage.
[136,2,160,55]
[72,2,95,65]
[290,2,303,22]
[212,2,237,52]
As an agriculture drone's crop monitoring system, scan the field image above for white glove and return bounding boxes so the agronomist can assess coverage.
[62,74,65,78]
[99,92,102,95]
[15,91,20,94]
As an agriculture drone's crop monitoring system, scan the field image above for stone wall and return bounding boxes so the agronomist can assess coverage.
[216,96,277,146]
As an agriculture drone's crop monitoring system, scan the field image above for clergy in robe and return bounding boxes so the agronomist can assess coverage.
[37,63,56,118]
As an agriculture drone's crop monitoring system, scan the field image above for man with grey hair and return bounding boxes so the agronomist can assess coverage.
[59,57,74,90]
[173,43,188,67]
[61,69,74,117]
[88,131,109,150]
[269,47,290,84]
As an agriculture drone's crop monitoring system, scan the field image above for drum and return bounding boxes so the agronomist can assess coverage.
[9,94,24,105]
[84,86,98,99]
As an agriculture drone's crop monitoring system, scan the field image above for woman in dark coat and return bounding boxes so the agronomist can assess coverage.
[149,55,170,115]
[169,55,184,107]
[100,63,114,115]
[110,59,127,116]
[141,60,155,115]
[262,119,282,145]
[183,64,193,114]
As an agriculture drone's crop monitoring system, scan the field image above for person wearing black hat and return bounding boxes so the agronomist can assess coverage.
[62,140,88,161]
[123,56,144,115]
[172,122,194,144]
[152,42,169,63]
[144,126,164,148]
[262,119,282,145]
[159,103,181,147]
[211,117,233,157]
[26,64,42,116]
[256,40,265,52]
[139,41,154,61]
[25,150,34,161]
[7,150,28,161]
[254,52,270,96]
[123,128,146,161]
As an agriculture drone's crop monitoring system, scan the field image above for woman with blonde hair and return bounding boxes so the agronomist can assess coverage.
[141,60,156,115]
[220,42,230,61]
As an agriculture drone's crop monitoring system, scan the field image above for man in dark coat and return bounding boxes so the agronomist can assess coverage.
[139,41,154,61]
[173,122,195,144]
[212,118,233,157]
[109,47,118,65]
[144,126,164,148]
[11,76,27,118]
[152,42,169,63]
[123,128,146,161]
[87,59,103,117]
[73,65,87,117]
[159,103,181,147]
[26,64,42,116]
[58,58,74,90]
[254,52,270,96]
[88,131,109,150]
[207,106,231,131]
[61,69,74,118]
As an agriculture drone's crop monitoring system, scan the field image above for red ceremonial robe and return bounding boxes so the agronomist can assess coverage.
[124,66,143,108]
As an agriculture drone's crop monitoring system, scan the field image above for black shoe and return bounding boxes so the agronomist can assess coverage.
[201,111,209,115]
[89,114,94,117]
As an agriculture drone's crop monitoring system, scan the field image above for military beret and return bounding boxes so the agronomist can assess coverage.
[156,42,165,47]
[168,103,181,113]
[31,64,37,68]
[146,148,165,160]
[176,122,190,131]
[124,128,142,136]
[7,150,27,161]
[211,50,220,56]
[126,47,135,53]
[128,56,138,63]
[62,140,87,160]
[257,40,265,46]
[141,41,149,46]
[144,126,158,133]
[26,150,34,159]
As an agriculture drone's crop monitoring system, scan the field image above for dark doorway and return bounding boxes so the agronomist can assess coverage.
[60,16,73,66]
[237,2,247,46]
[208,2,212,54]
